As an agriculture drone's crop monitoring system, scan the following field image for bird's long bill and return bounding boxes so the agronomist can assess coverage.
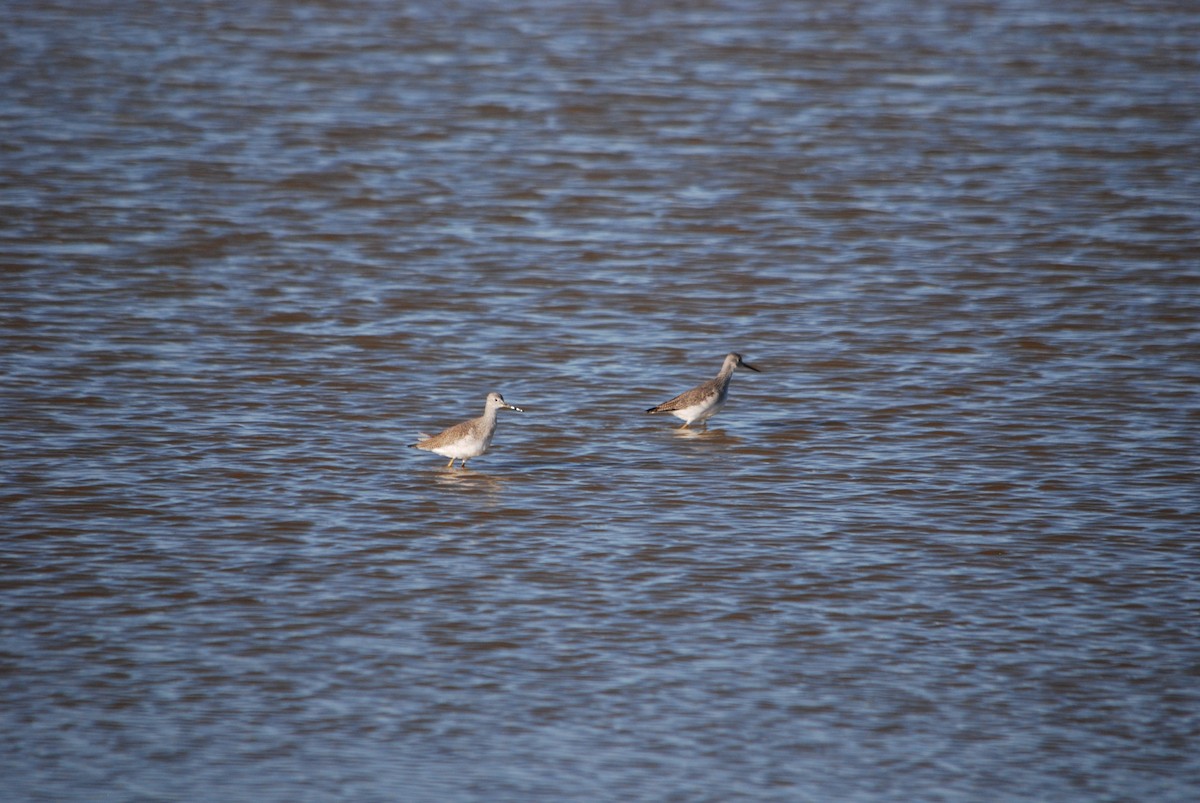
[504,402,525,412]
[741,360,761,372]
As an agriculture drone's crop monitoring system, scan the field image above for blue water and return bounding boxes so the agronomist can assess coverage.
[3,1,1199,800]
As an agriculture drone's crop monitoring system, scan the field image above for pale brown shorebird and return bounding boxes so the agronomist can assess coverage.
[410,392,523,468]
[645,352,760,430]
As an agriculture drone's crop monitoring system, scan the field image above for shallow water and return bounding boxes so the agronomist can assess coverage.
[3,0,1199,800]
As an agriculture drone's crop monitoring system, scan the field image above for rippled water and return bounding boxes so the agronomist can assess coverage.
[3,1,1199,800]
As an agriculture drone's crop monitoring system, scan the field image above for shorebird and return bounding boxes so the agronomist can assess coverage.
[646,352,760,430]
[410,392,523,468]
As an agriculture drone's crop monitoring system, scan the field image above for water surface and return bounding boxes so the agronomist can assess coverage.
[3,1,1199,800]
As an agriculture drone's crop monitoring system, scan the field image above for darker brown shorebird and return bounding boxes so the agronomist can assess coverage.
[646,352,760,430]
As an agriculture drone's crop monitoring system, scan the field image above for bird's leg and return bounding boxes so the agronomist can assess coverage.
[445,457,455,469]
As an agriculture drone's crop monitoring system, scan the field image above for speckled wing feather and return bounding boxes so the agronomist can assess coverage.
[413,416,479,450]
[646,377,719,413]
